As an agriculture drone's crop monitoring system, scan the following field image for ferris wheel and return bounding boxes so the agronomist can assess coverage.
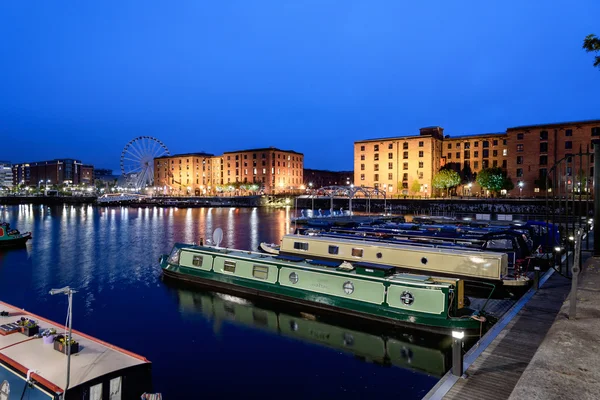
[120,136,170,189]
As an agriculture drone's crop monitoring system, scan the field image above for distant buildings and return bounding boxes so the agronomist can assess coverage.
[355,119,600,197]
[12,159,95,187]
[154,147,304,195]
[0,161,12,189]
[303,169,353,189]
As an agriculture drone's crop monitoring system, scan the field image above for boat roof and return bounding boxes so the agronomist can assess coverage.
[0,301,150,392]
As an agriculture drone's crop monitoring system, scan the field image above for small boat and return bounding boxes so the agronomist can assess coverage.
[0,222,31,248]
[160,230,490,335]
[258,242,280,255]
[0,300,153,398]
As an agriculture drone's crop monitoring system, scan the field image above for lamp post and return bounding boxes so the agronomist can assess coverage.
[49,286,77,394]
[309,182,314,215]
[519,181,524,199]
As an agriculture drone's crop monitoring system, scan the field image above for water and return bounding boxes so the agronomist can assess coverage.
[0,204,444,399]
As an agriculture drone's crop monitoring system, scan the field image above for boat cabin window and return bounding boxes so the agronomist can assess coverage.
[486,239,513,250]
[293,242,309,251]
[110,377,122,400]
[252,265,269,280]
[90,383,103,400]
[328,245,339,255]
[192,255,204,267]
[351,248,364,258]
[168,248,181,264]
[224,260,236,273]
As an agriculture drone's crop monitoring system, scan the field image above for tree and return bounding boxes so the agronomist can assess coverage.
[432,169,461,197]
[583,34,600,68]
[476,167,512,196]
[410,180,421,197]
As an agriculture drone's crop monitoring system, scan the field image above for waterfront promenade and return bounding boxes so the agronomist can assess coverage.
[426,249,600,400]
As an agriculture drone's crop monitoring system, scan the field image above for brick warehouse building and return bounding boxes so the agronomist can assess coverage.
[154,147,303,195]
[12,159,94,187]
[355,119,600,198]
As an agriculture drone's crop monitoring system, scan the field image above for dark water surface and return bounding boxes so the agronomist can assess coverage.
[0,204,444,399]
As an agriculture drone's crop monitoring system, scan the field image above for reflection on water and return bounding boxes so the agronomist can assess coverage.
[0,205,443,399]
[169,281,454,378]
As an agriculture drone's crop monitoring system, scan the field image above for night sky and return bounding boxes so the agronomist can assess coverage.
[2,1,600,173]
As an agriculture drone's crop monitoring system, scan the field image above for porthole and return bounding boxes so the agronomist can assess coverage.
[421,257,428,265]
[289,272,299,284]
[376,252,383,259]
[343,281,355,295]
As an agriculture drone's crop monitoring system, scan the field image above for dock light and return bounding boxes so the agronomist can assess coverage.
[451,330,464,340]
[569,236,575,241]
[554,247,562,252]
[49,286,77,393]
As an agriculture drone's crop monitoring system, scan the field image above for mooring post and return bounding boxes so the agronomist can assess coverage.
[534,266,540,290]
[451,330,464,377]
[569,230,582,319]
[594,140,600,256]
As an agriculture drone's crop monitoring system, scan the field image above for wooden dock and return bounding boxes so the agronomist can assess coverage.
[429,271,571,400]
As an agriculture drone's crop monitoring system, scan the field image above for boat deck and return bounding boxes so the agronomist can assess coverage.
[0,301,149,391]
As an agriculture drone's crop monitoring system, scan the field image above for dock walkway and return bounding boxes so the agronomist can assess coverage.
[424,267,572,400]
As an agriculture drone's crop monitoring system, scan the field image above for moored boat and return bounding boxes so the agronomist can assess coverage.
[160,239,489,334]
[0,222,31,248]
[258,242,280,255]
[0,300,153,399]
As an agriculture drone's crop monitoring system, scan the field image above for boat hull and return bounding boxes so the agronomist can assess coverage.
[161,258,483,335]
[0,234,31,248]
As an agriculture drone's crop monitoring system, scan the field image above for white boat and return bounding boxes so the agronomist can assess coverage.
[259,242,280,255]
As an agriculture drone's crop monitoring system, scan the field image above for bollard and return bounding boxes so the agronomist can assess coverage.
[451,331,464,377]
[569,231,582,319]
[534,266,540,290]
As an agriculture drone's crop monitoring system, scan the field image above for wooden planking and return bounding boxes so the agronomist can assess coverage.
[443,272,571,400]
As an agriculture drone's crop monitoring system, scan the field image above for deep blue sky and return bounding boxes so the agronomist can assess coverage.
[2,1,600,172]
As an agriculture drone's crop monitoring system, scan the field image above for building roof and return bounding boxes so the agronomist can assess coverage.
[0,300,149,392]
[155,152,214,159]
[507,119,600,131]
[223,147,303,155]
[446,132,507,139]
[355,134,434,143]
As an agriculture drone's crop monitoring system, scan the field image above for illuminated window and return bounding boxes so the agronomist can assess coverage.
[351,248,363,257]
[192,255,203,267]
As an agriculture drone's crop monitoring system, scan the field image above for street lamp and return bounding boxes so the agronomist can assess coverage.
[519,181,524,199]
[309,182,314,214]
[49,286,77,393]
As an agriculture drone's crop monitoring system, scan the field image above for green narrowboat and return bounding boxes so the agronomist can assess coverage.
[0,222,31,248]
[160,242,489,334]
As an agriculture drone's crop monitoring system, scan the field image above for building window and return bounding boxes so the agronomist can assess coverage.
[456,152,461,159]
[374,145,379,151]
[456,143,460,148]
[374,164,379,171]
[192,255,203,267]
[493,139,498,146]
[517,156,523,164]
[482,141,489,148]
[474,151,479,158]
[591,127,600,136]
[517,133,524,140]
[224,260,236,273]
[517,144,524,152]
[517,168,523,177]
[418,141,424,147]
[403,142,408,150]
[448,143,452,149]
[328,245,339,255]
[418,161,424,168]
[90,383,103,400]
[447,153,452,159]
[403,151,409,159]
[565,129,572,137]
[360,145,365,151]
[540,155,548,165]
[252,265,269,280]
[464,142,470,149]
[360,174,365,180]
[492,160,497,167]
[474,161,479,169]
[360,155,365,160]
[388,173,393,180]
[388,152,393,159]
[464,151,470,159]
[503,149,508,156]
[474,141,479,148]
[351,248,363,258]
[418,151,424,157]
[493,150,498,157]
[565,141,573,149]
[388,162,393,169]
[293,242,309,251]
[360,164,365,171]
[403,163,408,170]
[482,149,489,158]
[374,153,379,161]
[502,160,507,168]
[540,130,548,140]
[540,142,548,153]
[503,139,507,145]
[402,173,408,181]
[418,172,423,179]
[109,377,122,400]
